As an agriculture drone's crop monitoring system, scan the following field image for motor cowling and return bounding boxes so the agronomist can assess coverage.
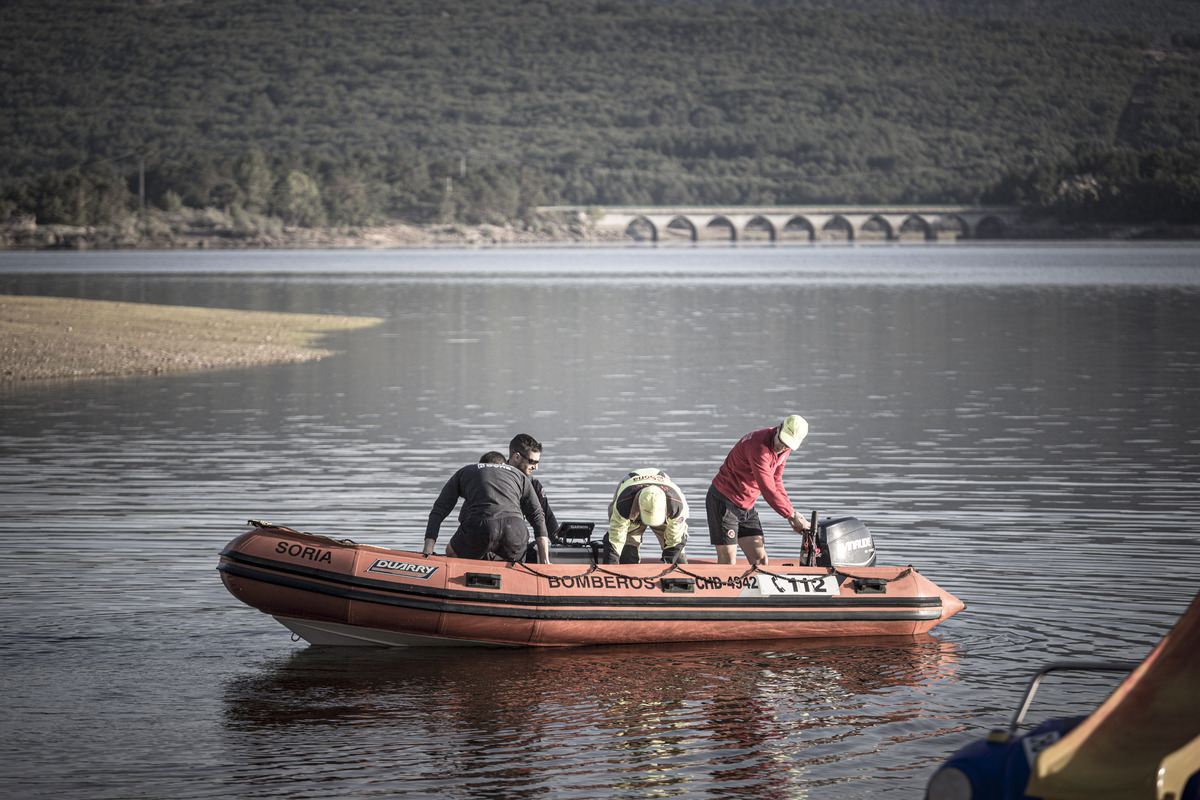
[815,516,877,567]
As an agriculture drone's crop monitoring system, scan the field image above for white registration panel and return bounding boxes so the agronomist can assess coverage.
[758,574,839,597]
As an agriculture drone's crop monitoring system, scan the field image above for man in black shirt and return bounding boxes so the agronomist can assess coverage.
[423,451,551,562]
[506,433,559,541]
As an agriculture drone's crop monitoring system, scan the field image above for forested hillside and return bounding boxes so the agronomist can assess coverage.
[2,0,1199,232]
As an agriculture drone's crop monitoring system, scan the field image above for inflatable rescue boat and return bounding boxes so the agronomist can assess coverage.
[218,516,965,648]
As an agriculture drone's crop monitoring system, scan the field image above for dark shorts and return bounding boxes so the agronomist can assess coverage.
[449,516,529,562]
[705,484,763,546]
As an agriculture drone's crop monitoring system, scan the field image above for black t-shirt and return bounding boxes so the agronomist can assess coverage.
[425,462,547,541]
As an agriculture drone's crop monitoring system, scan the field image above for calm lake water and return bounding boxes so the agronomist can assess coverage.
[2,243,1199,799]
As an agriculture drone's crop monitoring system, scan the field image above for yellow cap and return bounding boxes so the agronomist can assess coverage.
[638,487,667,527]
[779,414,808,449]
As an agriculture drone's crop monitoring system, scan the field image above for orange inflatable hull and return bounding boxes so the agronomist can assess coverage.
[218,522,965,647]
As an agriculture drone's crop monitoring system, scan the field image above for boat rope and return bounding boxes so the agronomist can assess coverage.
[508,559,914,585]
[246,519,356,544]
[509,559,711,582]
[833,565,912,583]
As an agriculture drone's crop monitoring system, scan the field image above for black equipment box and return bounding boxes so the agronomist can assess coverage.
[527,521,601,564]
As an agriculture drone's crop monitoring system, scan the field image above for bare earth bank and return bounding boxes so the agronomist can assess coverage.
[1,294,382,382]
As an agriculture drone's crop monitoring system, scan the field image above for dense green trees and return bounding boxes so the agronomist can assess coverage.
[1,0,1198,228]
[987,145,1200,225]
[3,160,132,227]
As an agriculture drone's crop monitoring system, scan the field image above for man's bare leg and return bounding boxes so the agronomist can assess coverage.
[739,535,769,566]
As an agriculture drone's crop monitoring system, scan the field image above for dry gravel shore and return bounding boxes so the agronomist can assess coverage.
[1,294,382,382]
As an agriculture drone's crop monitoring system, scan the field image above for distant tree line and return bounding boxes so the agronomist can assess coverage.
[2,0,1199,229]
[0,148,554,229]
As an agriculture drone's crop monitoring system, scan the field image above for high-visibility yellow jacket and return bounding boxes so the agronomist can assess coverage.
[606,468,689,553]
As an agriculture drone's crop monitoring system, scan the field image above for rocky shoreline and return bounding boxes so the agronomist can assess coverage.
[0,213,626,251]
[1,294,382,383]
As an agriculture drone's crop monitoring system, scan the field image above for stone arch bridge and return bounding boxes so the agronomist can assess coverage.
[539,205,1022,242]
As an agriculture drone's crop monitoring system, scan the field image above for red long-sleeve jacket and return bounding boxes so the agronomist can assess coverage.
[711,426,795,518]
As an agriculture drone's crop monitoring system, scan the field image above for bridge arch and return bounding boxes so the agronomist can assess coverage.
[975,215,1007,239]
[859,215,894,241]
[702,216,737,241]
[744,215,776,241]
[666,216,697,241]
[822,216,855,242]
[624,215,657,241]
[898,215,934,241]
[936,215,968,239]
[782,217,814,242]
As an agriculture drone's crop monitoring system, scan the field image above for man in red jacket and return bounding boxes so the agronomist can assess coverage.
[706,415,811,565]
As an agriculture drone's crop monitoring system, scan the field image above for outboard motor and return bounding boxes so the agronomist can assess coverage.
[814,516,876,567]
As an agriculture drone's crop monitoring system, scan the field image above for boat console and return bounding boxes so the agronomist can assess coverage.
[545,521,602,564]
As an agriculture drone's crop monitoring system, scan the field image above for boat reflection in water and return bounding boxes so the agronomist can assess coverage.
[221,636,962,796]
